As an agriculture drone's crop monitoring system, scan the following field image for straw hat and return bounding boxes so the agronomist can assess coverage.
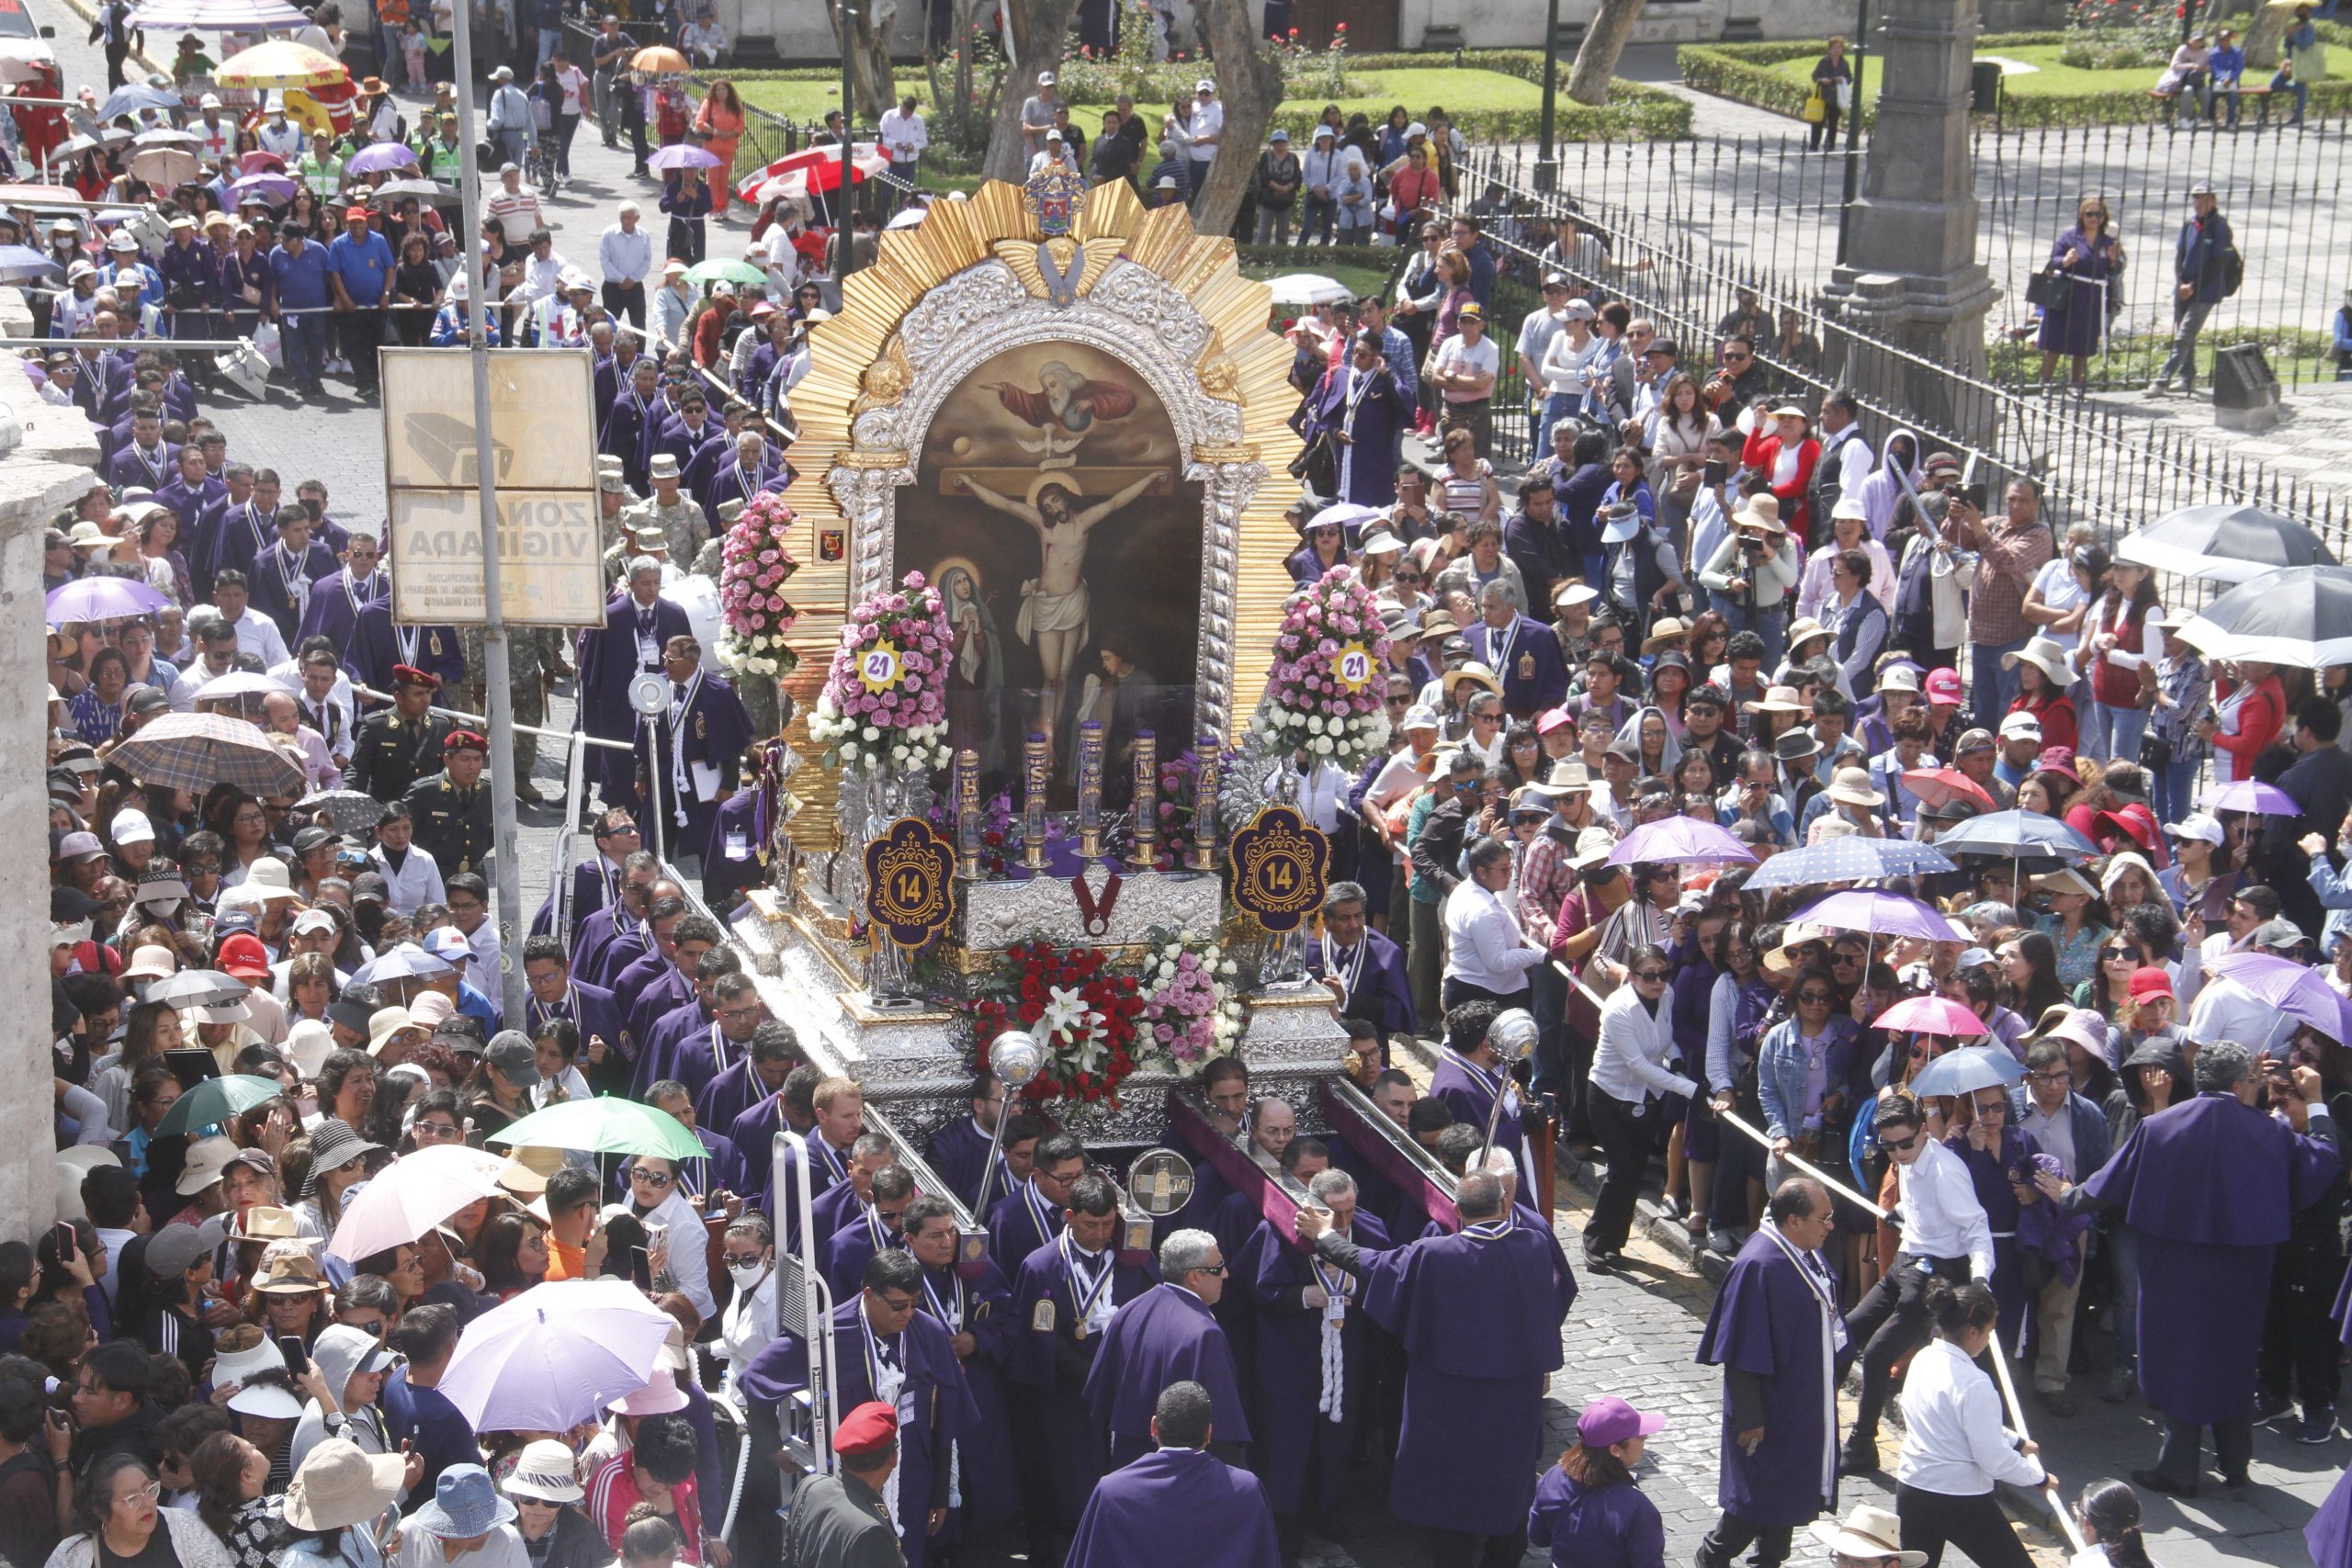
[1442,662,1500,697]
[1785,618,1832,654]
[1826,767,1886,808]
[1733,495,1785,534]
[2030,866,2098,900]
[503,1439,586,1504]
[1641,617,1689,655]
[1742,685,1808,716]
[2000,635,2074,689]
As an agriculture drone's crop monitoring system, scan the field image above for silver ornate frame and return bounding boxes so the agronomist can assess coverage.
[820,254,1270,743]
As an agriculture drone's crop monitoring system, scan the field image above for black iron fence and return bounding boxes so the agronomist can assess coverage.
[1465,116,2352,392]
[1443,148,2347,570]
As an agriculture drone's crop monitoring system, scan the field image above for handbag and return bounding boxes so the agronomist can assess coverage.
[2025,269,2071,314]
[1802,86,1826,124]
[1289,430,1340,496]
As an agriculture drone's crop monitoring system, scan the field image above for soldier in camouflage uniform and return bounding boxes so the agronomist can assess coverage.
[459,624,566,805]
[622,453,709,563]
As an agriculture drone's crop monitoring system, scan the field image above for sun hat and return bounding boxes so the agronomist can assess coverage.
[609,1375,688,1416]
[1784,618,1832,653]
[1743,685,1808,716]
[252,1243,332,1295]
[368,1005,422,1057]
[209,1323,287,1386]
[284,1438,411,1532]
[1577,1395,1665,1448]
[1826,767,1886,808]
[1567,826,1619,872]
[286,1020,336,1078]
[122,944,177,982]
[1810,1505,1928,1568]
[2030,866,2098,899]
[1443,662,1500,697]
[300,1122,383,1196]
[1733,495,1783,534]
[503,1439,586,1504]
[2001,636,2074,690]
[227,1381,304,1419]
[1599,502,1642,544]
[243,858,302,901]
[177,1134,243,1196]
[1641,617,1688,655]
[1773,729,1821,762]
[412,1465,519,1539]
[1877,664,1921,694]
[1552,580,1600,609]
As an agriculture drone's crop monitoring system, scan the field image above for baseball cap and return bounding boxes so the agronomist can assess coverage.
[2127,967,2175,1003]
[1922,668,1963,705]
[1997,711,2042,741]
[2166,811,2224,846]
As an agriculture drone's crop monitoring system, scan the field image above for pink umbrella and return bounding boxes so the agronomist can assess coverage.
[648,142,720,172]
[2201,778,2299,816]
[229,171,299,206]
[1871,995,1990,1038]
[1604,816,1757,867]
[345,141,419,176]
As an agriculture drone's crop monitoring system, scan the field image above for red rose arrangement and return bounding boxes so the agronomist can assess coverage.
[968,941,1146,1105]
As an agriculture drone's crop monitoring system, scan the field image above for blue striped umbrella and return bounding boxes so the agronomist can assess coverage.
[1742,834,1956,890]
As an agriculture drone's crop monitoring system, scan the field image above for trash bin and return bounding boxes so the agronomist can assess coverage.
[1971,62,2004,116]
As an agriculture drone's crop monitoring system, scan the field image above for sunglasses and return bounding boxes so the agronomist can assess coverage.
[2101,947,2134,962]
[1795,989,1834,1003]
[1633,968,1671,983]
[630,1168,676,1187]
[1878,1132,1920,1152]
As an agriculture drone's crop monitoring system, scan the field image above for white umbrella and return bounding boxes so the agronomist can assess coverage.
[437,1280,677,1432]
[884,205,928,230]
[326,1144,508,1261]
[192,671,288,701]
[1259,272,1354,307]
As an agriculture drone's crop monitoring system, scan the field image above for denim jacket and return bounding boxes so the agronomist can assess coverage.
[1756,1012,1867,1142]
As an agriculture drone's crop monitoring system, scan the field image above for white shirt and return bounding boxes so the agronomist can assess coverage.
[1894,1137,1996,1280]
[720,1265,779,1396]
[1442,879,1543,996]
[1433,333,1500,403]
[370,841,446,917]
[878,107,929,162]
[221,606,289,668]
[1894,1338,2047,1496]
[617,1186,715,1320]
[1591,984,1699,1107]
[1185,96,1224,162]
[395,1517,529,1568]
[458,919,503,986]
[2029,557,2087,655]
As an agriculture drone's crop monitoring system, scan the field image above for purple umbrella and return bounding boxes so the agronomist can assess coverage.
[1788,889,1971,943]
[45,575,170,626]
[648,143,722,171]
[1604,816,1757,867]
[2206,952,2347,1040]
[229,172,299,206]
[345,142,419,176]
[2200,778,2299,816]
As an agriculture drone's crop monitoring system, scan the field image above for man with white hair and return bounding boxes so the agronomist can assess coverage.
[1296,1168,1577,1568]
[703,428,784,520]
[1082,1228,1251,1470]
[597,200,652,327]
[579,557,691,807]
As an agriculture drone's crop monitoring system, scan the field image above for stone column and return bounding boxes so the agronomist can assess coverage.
[0,310,106,1243]
[1820,0,2001,444]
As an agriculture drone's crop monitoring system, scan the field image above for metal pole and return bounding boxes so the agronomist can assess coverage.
[1534,0,1562,193]
[1835,0,1869,266]
[839,4,860,276]
[448,0,529,1029]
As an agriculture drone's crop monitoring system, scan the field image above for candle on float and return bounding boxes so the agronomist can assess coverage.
[1023,732,1049,872]
[1131,729,1158,870]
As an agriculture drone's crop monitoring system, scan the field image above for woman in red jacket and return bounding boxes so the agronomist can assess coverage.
[2201,658,2286,784]
[1740,402,1822,547]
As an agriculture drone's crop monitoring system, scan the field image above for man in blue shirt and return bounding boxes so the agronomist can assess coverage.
[268,220,332,397]
[1447,213,1496,309]
[325,205,395,397]
[2208,28,2246,126]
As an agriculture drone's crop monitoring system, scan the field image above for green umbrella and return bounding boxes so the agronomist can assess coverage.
[155,1074,288,1137]
[682,257,766,288]
[487,1097,707,1161]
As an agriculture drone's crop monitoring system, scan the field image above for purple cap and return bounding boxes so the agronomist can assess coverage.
[1577,1396,1665,1449]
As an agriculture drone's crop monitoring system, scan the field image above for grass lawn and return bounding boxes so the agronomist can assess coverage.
[736,65,1545,127]
[1763,44,2151,102]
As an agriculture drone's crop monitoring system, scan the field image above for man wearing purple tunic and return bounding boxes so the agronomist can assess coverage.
[694,1020,802,1143]
[1007,1173,1157,1562]
[2064,1042,2338,1496]
[750,1250,978,1568]
[923,1069,1009,1213]
[1248,1166,1391,1551]
[1428,998,1533,1192]
[1083,1228,1253,1470]
[1066,1381,1282,1568]
[1695,1179,1844,1568]
[905,1196,1022,1543]
[824,1164,913,1302]
[989,1130,1083,1269]
[1296,1168,1576,1568]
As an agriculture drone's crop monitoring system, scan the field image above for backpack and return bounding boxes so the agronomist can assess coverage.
[2218,242,2244,298]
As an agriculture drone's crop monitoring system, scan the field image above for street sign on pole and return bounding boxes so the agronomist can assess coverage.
[380,347,605,626]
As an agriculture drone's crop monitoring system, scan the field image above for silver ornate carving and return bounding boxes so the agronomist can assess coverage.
[831,255,1260,728]
[953,866,1223,951]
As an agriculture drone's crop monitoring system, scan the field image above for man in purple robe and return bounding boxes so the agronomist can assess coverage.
[2065,1042,2339,1496]
[809,1136,897,1260]
[1296,1168,1577,1568]
[1428,998,1533,1193]
[2311,1464,2352,1568]
[1066,1380,1282,1568]
[520,935,627,1089]
[602,356,663,493]
[1248,1166,1391,1551]
[922,1069,1009,1213]
[610,901,718,1066]
[1083,1227,1252,1471]
[743,1250,978,1568]
[1301,332,1410,509]
[1695,1178,1843,1568]
[529,807,639,942]
[905,1195,1022,1543]
[1306,881,1416,1044]
[571,855,662,995]
[578,563,692,808]
[699,427,786,520]
[989,1130,1083,1270]
[824,1164,913,1302]
[695,1018,803,1140]
[636,958,750,1100]
[632,635,754,872]
[246,507,340,644]
[729,1069,851,1232]
[1007,1173,1158,1561]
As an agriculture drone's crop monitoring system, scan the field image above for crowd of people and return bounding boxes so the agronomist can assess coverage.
[20,6,2352,1568]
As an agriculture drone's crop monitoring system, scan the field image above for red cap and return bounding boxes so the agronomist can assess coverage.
[391,664,439,689]
[831,1400,898,1457]
[445,729,488,752]
[1923,667,1963,705]
[2127,966,2174,1003]
[344,206,371,220]
[1534,705,1574,737]
[217,931,271,982]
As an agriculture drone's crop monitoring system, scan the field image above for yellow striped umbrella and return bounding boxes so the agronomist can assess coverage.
[214,39,348,89]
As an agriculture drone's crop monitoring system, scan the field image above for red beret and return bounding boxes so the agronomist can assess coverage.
[831,1401,898,1457]
[445,729,488,752]
[391,664,439,689]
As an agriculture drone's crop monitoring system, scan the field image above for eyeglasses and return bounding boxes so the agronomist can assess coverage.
[2027,1069,2071,1085]
[1971,1098,2007,1115]
[116,1483,164,1506]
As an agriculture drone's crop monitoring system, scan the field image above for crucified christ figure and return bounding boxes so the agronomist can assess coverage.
[953,468,1168,757]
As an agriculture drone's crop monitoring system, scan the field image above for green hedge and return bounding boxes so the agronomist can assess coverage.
[1679,31,2352,129]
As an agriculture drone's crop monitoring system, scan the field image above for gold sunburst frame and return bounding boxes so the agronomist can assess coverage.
[775,177,1306,849]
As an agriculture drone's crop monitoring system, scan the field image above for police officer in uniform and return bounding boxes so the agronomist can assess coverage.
[349,664,455,804]
[404,729,495,876]
[782,1400,904,1568]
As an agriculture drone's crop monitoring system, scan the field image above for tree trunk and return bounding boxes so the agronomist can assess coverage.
[1566,0,1646,107]
[1189,0,1283,241]
[982,0,1081,182]
[831,0,899,124]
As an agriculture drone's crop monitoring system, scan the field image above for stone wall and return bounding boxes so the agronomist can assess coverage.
[1,299,103,1244]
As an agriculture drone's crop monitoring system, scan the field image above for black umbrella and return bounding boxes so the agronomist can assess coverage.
[2118,502,2337,584]
[2179,565,2352,670]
